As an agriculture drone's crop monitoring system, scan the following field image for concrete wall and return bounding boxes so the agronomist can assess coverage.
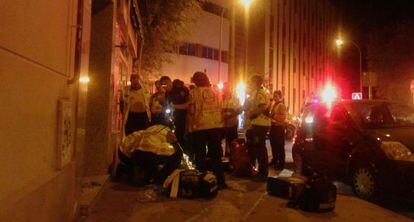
[83,1,115,177]
[161,54,229,84]
[0,0,80,221]
[160,6,230,84]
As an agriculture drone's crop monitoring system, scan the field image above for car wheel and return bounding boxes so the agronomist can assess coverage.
[352,166,376,200]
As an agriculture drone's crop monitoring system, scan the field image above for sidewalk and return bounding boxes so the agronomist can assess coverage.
[84,175,413,222]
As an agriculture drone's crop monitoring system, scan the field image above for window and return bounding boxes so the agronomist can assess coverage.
[221,51,228,63]
[269,49,274,69]
[213,49,219,60]
[303,34,307,47]
[196,44,203,57]
[330,105,348,123]
[294,0,298,14]
[179,43,188,55]
[303,61,306,76]
[207,48,213,59]
[175,42,228,63]
[202,46,208,58]
[188,44,196,56]
[293,88,296,113]
[293,58,296,73]
[294,29,297,43]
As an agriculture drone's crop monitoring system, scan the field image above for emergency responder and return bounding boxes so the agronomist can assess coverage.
[188,71,227,189]
[222,88,242,157]
[269,90,287,170]
[150,80,165,125]
[158,76,174,127]
[120,125,183,185]
[170,79,190,150]
[124,74,151,136]
[245,74,271,180]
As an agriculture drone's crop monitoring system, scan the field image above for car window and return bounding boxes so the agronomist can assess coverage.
[346,102,414,128]
[330,104,349,124]
[388,103,414,127]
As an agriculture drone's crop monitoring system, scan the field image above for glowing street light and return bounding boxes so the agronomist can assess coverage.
[335,38,344,47]
[79,75,90,84]
[217,82,224,91]
[236,81,246,106]
[321,83,338,104]
[240,0,253,10]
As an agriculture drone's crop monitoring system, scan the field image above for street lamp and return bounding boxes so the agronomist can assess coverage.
[335,38,363,96]
[240,0,253,10]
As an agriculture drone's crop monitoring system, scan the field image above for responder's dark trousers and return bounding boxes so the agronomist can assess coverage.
[246,125,269,177]
[125,112,149,136]
[270,125,285,170]
[173,109,187,148]
[193,128,225,185]
[224,126,238,155]
[130,148,183,184]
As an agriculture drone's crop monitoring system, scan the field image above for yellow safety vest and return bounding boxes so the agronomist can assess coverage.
[270,101,287,126]
[189,87,223,131]
[122,125,175,156]
[128,88,150,117]
[222,95,241,128]
[246,88,271,127]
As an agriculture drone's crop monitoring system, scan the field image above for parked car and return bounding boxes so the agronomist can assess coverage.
[292,99,414,201]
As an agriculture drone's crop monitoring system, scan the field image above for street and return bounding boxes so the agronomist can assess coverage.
[83,142,414,222]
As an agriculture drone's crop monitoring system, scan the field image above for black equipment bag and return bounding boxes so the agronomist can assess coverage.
[287,174,337,213]
[178,170,218,199]
[267,176,307,200]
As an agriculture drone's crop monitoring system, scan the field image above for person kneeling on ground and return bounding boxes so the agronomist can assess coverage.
[119,125,183,186]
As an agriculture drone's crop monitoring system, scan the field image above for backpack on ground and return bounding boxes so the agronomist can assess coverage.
[287,173,337,213]
[179,170,218,199]
[267,176,307,200]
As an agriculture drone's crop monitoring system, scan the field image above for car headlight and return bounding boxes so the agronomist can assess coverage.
[380,141,414,162]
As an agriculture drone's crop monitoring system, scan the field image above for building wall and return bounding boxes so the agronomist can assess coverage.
[82,0,142,176]
[0,0,81,221]
[160,1,230,84]
[235,0,337,115]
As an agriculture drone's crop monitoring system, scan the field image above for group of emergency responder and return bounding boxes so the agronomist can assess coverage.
[120,71,287,189]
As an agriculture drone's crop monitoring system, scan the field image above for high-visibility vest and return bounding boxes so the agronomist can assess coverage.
[122,125,175,156]
[246,88,271,127]
[222,95,241,128]
[189,86,223,131]
[270,101,287,126]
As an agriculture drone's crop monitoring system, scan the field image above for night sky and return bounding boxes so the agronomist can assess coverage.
[329,0,414,98]
[331,0,414,48]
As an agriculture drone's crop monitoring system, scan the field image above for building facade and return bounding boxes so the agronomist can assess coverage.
[0,0,143,221]
[0,0,82,220]
[230,0,337,115]
[159,0,230,85]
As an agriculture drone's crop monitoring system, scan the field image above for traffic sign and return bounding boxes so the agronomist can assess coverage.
[411,80,414,92]
[352,92,363,100]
